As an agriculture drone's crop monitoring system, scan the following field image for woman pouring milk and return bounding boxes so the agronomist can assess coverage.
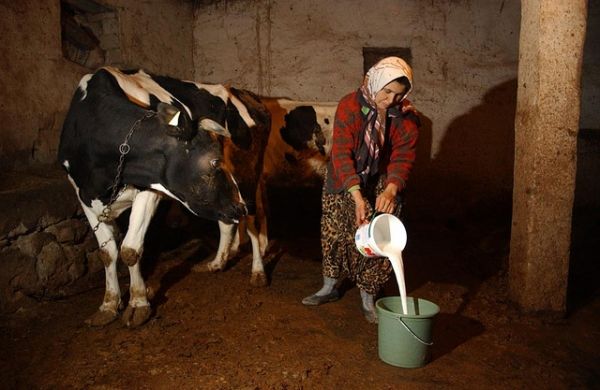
[302,56,420,323]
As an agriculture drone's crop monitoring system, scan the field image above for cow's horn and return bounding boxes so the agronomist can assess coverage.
[168,111,180,126]
[199,118,232,138]
[158,103,195,140]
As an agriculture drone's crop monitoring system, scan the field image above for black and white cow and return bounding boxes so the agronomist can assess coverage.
[59,67,253,327]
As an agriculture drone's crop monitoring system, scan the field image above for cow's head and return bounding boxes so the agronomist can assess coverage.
[153,103,247,223]
[280,106,327,156]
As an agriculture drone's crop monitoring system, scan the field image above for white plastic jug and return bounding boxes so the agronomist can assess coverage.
[354,213,407,257]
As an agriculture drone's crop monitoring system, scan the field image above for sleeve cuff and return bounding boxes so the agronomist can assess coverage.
[347,184,361,193]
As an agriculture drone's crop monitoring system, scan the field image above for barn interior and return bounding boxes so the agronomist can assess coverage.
[1,0,599,388]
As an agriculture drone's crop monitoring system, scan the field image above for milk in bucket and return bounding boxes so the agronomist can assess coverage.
[355,214,409,314]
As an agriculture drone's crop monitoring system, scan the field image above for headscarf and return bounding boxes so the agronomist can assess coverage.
[356,56,413,185]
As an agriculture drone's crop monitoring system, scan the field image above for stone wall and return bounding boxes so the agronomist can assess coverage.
[0,0,194,171]
[0,169,104,313]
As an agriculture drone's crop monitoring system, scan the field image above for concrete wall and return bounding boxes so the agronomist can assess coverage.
[191,0,596,222]
[194,1,519,148]
[2,0,595,215]
[0,0,194,171]
[581,0,600,130]
[193,0,522,217]
[509,0,586,313]
[1,0,596,195]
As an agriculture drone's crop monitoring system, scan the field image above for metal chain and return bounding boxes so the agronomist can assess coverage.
[92,110,156,248]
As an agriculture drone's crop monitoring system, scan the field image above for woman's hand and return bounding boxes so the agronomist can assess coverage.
[351,190,368,227]
[375,183,398,214]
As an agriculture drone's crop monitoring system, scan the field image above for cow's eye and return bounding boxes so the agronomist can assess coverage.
[210,159,220,168]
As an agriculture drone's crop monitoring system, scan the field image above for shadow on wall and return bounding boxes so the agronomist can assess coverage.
[568,129,600,313]
[392,80,517,317]
[406,79,517,225]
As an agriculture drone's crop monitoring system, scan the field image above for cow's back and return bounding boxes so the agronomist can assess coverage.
[59,69,149,203]
[223,88,271,214]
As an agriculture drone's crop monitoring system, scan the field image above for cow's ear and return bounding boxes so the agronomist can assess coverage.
[157,102,195,140]
[157,102,180,125]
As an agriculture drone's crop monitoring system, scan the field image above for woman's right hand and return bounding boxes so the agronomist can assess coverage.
[351,190,368,227]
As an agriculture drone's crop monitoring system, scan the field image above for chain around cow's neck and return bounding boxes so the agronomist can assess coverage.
[93,110,156,246]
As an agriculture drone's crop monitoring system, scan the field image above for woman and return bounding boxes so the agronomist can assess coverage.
[302,56,419,323]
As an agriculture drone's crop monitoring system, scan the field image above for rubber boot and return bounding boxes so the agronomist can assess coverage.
[360,289,378,324]
[302,276,340,305]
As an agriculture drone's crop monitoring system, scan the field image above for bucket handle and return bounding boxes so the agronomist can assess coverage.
[369,211,383,222]
[396,318,434,346]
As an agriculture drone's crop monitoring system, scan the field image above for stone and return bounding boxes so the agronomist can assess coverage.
[62,244,87,280]
[0,170,80,238]
[0,247,38,312]
[14,231,54,258]
[86,250,105,274]
[45,220,77,243]
[45,218,88,244]
[36,241,65,284]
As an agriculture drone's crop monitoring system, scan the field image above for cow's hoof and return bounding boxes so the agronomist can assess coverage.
[191,262,210,272]
[121,305,151,328]
[85,309,118,327]
[259,239,269,257]
[250,272,268,287]
[120,247,140,266]
[192,262,223,273]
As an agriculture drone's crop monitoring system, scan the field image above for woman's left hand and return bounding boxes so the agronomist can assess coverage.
[375,184,398,214]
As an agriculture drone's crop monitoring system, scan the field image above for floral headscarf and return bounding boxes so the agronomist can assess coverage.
[356,56,413,184]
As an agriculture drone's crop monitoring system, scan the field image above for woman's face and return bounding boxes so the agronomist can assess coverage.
[374,80,407,110]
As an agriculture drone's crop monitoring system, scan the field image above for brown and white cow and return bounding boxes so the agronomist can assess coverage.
[191,88,271,287]
[261,98,338,184]
[172,97,337,285]
[255,98,338,252]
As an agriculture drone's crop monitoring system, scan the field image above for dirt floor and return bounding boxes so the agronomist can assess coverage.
[1,188,599,389]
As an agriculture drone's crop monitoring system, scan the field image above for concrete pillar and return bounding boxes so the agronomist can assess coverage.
[509,0,587,313]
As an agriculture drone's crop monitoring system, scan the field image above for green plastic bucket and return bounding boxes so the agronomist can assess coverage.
[375,296,440,368]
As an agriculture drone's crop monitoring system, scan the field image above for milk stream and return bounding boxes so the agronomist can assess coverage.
[379,242,407,315]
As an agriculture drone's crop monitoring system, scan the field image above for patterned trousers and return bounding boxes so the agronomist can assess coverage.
[320,174,402,295]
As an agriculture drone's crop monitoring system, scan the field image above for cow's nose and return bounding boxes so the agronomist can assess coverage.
[218,202,247,224]
[236,202,248,217]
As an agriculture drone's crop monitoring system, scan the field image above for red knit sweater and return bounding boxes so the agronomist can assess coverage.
[325,90,419,193]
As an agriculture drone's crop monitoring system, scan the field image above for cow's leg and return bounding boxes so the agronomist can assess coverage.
[207,220,237,271]
[122,261,152,328]
[193,220,236,272]
[231,219,243,257]
[256,180,269,257]
[120,190,161,267]
[80,202,121,326]
[246,215,268,287]
[120,190,161,327]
